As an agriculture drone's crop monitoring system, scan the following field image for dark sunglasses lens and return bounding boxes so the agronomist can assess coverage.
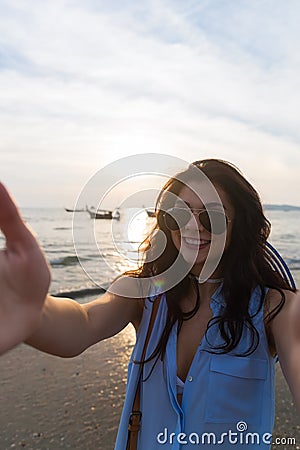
[200,210,227,234]
[164,208,191,230]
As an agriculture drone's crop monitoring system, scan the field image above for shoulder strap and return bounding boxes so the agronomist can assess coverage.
[126,296,161,450]
[265,241,296,289]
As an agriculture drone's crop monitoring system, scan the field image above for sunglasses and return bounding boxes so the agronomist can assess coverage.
[163,206,231,235]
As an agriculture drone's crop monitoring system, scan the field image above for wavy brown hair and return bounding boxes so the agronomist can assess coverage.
[127,159,296,367]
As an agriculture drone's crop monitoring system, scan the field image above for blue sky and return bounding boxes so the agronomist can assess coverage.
[0,0,299,207]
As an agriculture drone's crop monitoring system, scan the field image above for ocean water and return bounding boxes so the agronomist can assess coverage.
[19,207,156,296]
[0,207,299,449]
[1,206,299,295]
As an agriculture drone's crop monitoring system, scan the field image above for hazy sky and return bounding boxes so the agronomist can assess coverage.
[0,0,299,207]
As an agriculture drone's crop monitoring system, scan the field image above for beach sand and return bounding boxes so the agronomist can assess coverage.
[0,322,299,450]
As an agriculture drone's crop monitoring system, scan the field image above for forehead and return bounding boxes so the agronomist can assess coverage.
[176,182,231,209]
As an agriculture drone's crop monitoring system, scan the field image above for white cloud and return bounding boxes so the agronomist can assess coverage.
[0,0,299,206]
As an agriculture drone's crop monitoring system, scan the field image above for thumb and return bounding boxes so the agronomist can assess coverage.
[0,183,34,247]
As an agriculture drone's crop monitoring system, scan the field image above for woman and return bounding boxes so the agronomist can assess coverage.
[0,159,299,449]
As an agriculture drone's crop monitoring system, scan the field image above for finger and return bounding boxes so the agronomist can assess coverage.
[0,182,34,245]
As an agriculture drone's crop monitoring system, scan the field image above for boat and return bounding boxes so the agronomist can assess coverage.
[64,207,86,212]
[87,206,113,219]
[112,208,121,220]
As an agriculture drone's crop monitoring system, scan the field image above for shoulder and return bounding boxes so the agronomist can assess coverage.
[265,287,299,315]
[265,287,300,350]
[109,274,146,329]
[131,296,145,332]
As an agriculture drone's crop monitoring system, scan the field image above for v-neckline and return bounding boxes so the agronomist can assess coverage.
[168,282,224,397]
[175,318,206,384]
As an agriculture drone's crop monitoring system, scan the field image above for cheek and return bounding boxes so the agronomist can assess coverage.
[209,227,232,256]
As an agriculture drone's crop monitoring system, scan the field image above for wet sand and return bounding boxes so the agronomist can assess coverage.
[0,324,135,450]
[0,324,299,449]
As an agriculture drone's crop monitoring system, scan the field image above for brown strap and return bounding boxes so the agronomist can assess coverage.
[126,297,160,450]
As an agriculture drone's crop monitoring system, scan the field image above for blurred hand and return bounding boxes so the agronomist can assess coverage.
[0,182,51,354]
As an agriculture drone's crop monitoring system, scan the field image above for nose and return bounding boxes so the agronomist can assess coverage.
[184,210,205,232]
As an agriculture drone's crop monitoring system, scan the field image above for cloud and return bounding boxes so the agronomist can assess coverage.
[0,0,299,206]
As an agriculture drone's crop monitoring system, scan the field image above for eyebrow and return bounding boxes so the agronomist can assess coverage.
[206,202,227,210]
[176,200,227,210]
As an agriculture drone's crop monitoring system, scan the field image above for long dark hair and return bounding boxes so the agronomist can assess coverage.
[127,159,296,364]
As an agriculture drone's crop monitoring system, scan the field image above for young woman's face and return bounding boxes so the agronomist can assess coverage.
[169,182,234,276]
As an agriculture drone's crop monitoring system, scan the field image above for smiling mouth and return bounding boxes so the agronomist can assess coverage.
[182,237,211,248]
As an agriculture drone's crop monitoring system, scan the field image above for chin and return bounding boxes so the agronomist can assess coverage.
[181,251,208,267]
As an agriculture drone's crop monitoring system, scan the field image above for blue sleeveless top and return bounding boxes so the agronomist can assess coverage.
[114,283,276,449]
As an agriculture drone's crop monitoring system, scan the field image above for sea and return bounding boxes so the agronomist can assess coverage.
[14,207,157,297]
[2,205,299,296]
[1,206,299,449]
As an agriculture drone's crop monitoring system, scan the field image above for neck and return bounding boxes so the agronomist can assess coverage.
[189,273,224,286]
[206,277,224,284]
[190,259,225,283]
[190,266,224,282]
[188,272,223,305]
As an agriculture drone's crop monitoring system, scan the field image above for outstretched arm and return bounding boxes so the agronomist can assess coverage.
[0,182,143,358]
[26,289,143,357]
[270,289,300,416]
[0,182,51,354]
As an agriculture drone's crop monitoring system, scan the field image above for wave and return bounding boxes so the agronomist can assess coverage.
[286,258,300,270]
[286,257,300,263]
[50,255,80,266]
[52,284,109,299]
[49,253,124,266]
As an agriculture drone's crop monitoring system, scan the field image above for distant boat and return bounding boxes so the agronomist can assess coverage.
[64,207,86,213]
[112,208,121,220]
[146,209,156,218]
[87,206,113,219]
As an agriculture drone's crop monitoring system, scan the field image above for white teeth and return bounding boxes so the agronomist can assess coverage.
[184,238,210,245]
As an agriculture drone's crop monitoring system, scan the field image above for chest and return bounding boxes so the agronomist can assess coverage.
[176,304,213,381]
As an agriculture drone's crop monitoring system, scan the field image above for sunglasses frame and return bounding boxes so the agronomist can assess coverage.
[162,206,232,234]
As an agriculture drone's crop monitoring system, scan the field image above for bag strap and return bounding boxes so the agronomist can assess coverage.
[126,296,161,450]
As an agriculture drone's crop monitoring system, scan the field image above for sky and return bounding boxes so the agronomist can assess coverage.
[0,0,300,208]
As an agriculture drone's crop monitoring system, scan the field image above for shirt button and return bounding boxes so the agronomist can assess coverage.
[187,375,193,382]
